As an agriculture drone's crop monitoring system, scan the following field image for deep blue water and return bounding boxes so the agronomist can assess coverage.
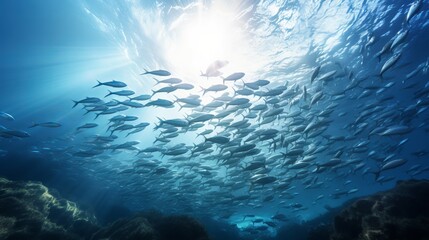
[0,0,429,239]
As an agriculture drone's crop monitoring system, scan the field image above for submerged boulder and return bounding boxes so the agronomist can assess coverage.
[331,180,429,240]
[0,177,98,240]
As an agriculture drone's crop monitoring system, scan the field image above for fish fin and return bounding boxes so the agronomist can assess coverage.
[93,80,102,88]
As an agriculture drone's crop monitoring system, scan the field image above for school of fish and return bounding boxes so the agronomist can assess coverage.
[0,0,428,236]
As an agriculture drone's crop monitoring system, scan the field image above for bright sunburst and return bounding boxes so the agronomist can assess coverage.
[165,1,251,87]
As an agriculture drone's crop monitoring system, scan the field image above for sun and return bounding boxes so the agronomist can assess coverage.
[165,2,243,86]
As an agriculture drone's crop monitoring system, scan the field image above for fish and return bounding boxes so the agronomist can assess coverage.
[226,98,250,107]
[202,84,228,95]
[390,30,408,50]
[129,94,151,101]
[375,39,394,61]
[201,70,223,78]
[174,83,194,90]
[156,118,189,128]
[188,114,214,124]
[310,66,321,83]
[201,60,229,78]
[318,70,336,82]
[205,136,230,144]
[310,92,323,106]
[405,0,422,23]
[72,97,101,108]
[174,97,201,106]
[105,90,135,98]
[221,72,245,84]
[380,53,401,77]
[152,86,178,96]
[0,112,14,121]
[153,77,182,85]
[1,130,30,138]
[251,175,277,186]
[29,122,62,128]
[381,159,408,171]
[145,99,174,108]
[117,100,145,108]
[140,69,171,76]
[77,123,98,130]
[373,159,408,180]
[378,125,412,136]
[233,88,254,96]
[93,80,127,88]
[95,106,129,119]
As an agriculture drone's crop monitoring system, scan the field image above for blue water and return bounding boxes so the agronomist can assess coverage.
[1,0,429,238]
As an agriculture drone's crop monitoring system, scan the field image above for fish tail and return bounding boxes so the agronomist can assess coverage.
[232,87,237,97]
[72,100,79,108]
[140,68,148,75]
[173,95,178,102]
[370,170,381,181]
[105,90,112,98]
[28,122,37,128]
[151,90,156,96]
[93,80,102,88]
[153,77,159,85]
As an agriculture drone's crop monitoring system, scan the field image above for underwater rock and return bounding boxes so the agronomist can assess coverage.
[92,212,210,240]
[91,215,155,240]
[331,180,429,240]
[155,215,210,240]
[0,177,98,240]
[0,177,212,240]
